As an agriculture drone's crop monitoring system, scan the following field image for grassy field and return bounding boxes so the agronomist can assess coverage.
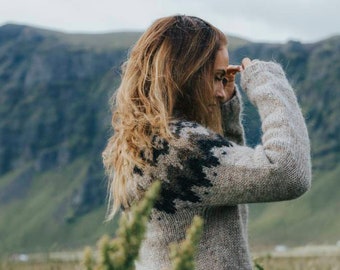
[1,245,340,270]
[254,256,340,270]
[0,250,84,270]
[253,245,340,270]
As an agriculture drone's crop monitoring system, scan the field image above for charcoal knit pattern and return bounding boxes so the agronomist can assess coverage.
[129,61,312,270]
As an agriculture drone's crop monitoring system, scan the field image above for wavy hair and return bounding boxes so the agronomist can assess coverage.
[103,15,227,218]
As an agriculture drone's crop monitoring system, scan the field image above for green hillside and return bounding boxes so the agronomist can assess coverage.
[249,164,340,247]
[0,24,339,253]
[0,159,117,253]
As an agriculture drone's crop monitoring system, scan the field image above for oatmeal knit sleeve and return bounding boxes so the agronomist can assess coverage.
[152,61,311,211]
[221,86,245,145]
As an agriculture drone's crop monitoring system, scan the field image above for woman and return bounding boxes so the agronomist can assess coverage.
[103,15,311,270]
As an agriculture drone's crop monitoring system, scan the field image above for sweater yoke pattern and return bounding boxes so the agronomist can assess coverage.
[150,121,233,214]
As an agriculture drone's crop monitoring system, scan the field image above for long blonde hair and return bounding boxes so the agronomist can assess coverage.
[103,15,227,218]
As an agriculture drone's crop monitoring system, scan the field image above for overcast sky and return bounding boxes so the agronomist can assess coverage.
[0,0,339,43]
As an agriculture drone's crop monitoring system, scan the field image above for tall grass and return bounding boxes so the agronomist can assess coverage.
[83,181,204,270]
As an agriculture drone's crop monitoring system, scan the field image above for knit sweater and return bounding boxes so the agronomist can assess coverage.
[130,61,311,270]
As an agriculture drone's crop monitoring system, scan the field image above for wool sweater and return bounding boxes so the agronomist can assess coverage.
[130,61,311,270]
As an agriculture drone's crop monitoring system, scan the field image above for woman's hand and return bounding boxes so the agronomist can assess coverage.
[219,58,252,103]
[222,65,241,102]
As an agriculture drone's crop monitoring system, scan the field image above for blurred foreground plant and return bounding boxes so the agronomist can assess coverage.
[83,180,204,270]
[170,215,203,270]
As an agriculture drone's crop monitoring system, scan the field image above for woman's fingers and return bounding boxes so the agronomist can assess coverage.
[226,65,241,83]
[227,65,241,75]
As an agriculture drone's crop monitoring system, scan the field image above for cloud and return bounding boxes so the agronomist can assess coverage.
[0,0,339,42]
[163,0,340,42]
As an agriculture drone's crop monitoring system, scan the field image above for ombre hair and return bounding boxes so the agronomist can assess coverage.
[103,15,227,218]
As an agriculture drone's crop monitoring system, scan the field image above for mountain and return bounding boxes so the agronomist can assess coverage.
[0,24,129,253]
[0,24,339,253]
